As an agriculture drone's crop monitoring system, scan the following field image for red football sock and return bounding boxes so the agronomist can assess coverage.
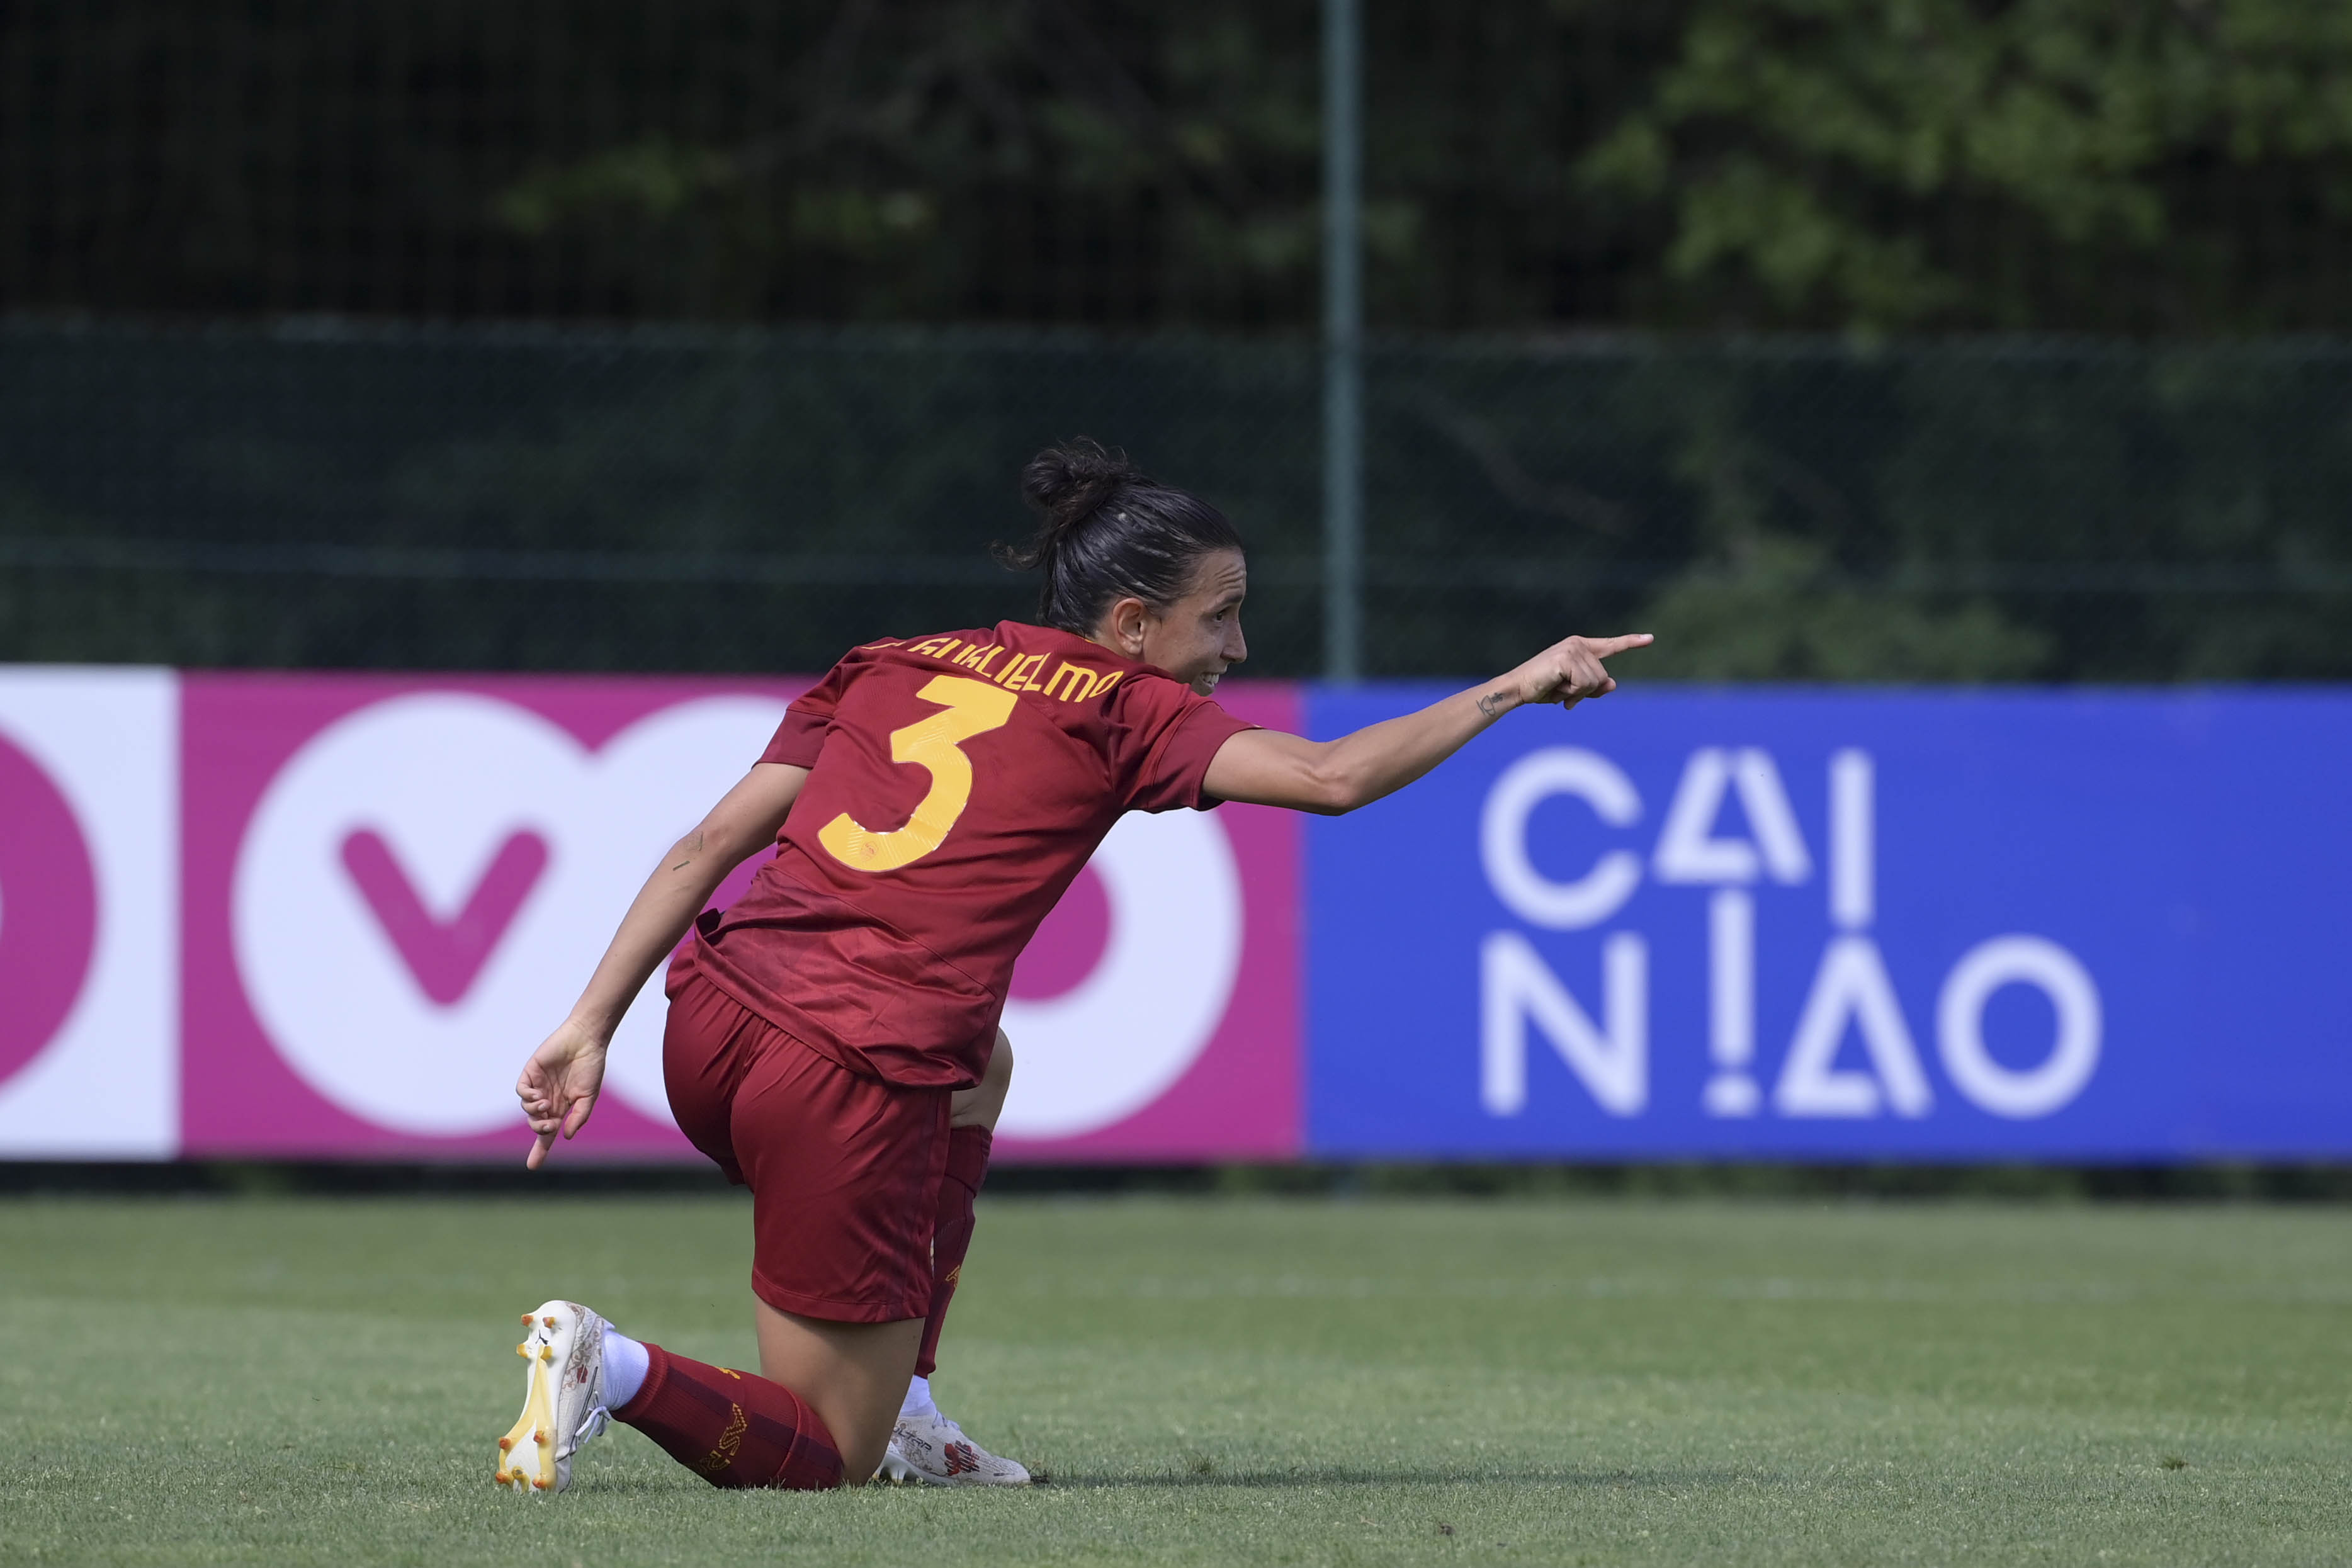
[913,1124,992,1379]
[615,1343,844,1490]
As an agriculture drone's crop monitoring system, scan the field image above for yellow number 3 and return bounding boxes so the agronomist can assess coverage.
[818,675,1019,872]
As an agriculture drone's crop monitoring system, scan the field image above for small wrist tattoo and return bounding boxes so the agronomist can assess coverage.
[1478,690,1510,719]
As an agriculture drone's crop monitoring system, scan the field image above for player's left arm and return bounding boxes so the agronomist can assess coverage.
[1203,632,1650,815]
[517,760,808,1168]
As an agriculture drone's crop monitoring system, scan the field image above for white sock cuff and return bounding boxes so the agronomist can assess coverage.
[900,1373,936,1421]
[601,1325,650,1410]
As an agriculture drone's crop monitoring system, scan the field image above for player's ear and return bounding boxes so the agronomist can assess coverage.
[1106,595,1151,657]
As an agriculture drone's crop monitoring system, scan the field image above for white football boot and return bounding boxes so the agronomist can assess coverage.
[879,1410,1035,1486]
[493,1300,614,1494]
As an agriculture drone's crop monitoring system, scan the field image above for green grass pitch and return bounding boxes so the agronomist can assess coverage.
[4,1192,2348,1566]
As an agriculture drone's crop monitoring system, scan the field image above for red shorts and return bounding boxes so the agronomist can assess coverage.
[663,964,949,1324]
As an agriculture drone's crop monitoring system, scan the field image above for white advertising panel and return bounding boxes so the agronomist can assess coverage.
[0,667,177,1156]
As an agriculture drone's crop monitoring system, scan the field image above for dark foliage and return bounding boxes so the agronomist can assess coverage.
[6,1,2351,333]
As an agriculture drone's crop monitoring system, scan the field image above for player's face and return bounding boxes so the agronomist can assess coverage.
[1142,549,1250,696]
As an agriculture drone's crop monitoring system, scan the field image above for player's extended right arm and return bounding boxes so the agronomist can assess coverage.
[516,760,809,1169]
[1203,631,1651,815]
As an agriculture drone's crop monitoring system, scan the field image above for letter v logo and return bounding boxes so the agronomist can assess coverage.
[339,829,550,1005]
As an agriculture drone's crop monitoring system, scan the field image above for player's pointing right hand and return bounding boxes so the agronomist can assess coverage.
[1515,631,1654,709]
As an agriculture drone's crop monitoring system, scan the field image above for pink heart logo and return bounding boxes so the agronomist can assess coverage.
[0,731,98,1088]
[234,691,788,1136]
[997,808,1240,1139]
[1009,862,1111,1002]
[339,828,550,1005]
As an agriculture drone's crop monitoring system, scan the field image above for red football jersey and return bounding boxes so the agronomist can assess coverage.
[686,620,1258,1088]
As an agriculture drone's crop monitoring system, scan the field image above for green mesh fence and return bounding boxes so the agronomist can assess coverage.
[3,321,2349,681]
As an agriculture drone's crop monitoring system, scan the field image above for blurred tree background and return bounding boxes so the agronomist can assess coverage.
[11,0,2352,333]
[3,0,2350,678]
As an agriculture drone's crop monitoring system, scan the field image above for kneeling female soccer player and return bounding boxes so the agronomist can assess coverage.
[499,441,1651,1492]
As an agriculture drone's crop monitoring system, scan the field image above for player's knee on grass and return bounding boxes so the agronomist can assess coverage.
[755,1300,923,1484]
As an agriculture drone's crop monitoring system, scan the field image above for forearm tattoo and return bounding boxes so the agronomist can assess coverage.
[1478,689,1510,719]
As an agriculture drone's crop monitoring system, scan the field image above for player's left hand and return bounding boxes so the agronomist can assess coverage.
[517,1019,609,1170]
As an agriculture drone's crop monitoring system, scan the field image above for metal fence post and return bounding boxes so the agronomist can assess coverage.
[1322,0,1364,683]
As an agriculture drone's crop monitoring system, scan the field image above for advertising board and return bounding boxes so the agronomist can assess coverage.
[169,674,1297,1162]
[1,669,2345,1163]
[1308,688,2352,1159]
[0,668,176,1157]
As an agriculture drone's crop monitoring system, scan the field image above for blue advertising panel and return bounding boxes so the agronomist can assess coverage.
[1305,689,2352,1159]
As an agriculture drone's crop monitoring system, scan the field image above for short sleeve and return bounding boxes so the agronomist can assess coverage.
[1111,682,1258,814]
[759,653,857,769]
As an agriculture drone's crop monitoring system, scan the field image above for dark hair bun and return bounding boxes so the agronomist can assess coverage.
[996,439,1243,635]
[1021,439,1139,526]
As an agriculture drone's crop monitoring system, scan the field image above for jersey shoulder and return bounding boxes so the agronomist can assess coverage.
[791,621,1242,817]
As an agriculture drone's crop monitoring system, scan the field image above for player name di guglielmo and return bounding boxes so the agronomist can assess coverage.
[892,633,1128,702]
